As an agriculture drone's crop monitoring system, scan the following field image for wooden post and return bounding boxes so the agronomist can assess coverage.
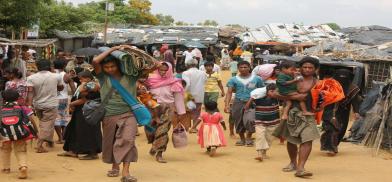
[103,1,109,44]
[11,30,15,40]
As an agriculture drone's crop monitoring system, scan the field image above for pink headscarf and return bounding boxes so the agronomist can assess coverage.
[146,62,184,93]
[257,64,277,80]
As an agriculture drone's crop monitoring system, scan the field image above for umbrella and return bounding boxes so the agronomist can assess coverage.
[73,47,101,57]
[184,41,207,49]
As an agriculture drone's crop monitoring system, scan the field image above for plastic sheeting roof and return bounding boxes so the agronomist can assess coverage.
[238,23,342,45]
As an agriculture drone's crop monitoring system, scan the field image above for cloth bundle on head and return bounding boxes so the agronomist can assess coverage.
[311,78,345,124]
[146,62,184,93]
[193,48,203,59]
[255,64,277,80]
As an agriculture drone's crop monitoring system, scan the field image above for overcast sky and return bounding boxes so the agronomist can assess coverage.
[64,0,392,28]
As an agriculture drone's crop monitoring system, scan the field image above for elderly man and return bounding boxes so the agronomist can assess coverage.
[182,59,207,133]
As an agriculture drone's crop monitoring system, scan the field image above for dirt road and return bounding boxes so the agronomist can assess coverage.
[1,71,391,182]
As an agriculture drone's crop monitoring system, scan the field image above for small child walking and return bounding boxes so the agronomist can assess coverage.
[0,89,38,179]
[196,101,227,157]
[245,84,280,161]
[276,61,313,120]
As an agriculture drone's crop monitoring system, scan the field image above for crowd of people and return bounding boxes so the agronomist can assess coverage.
[0,43,362,181]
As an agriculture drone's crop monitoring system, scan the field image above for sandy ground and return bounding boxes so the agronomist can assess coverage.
[1,70,391,182]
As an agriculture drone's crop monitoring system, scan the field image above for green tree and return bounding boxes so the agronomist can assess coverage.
[198,19,219,27]
[175,21,189,26]
[326,23,341,31]
[156,14,174,26]
[39,1,88,37]
[0,0,50,37]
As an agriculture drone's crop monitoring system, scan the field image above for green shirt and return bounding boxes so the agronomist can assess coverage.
[97,73,138,117]
[276,73,297,95]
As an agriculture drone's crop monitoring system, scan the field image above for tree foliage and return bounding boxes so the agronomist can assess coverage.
[128,0,159,25]
[175,21,190,26]
[156,14,174,26]
[326,23,341,31]
[0,0,160,38]
[39,1,88,37]
[197,19,219,27]
[0,0,49,32]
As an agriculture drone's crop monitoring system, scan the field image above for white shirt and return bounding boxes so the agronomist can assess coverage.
[56,71,69,100]
[183,51,196,63]
[182,67,207,103]
[199,64,221,73]
[27,71,62,109]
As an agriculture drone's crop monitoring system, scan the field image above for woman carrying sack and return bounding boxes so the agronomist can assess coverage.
[92,45,158,182]
[146,62,187,163]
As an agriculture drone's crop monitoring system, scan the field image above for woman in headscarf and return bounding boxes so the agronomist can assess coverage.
[333,69,362,141]
[146,62,187,163]
[319,69,362,155]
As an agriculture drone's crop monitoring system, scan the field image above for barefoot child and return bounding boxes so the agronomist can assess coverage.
[195,101,227,157]
[276,61,313,120]
[245,84,280,161]
[0,89,38,179]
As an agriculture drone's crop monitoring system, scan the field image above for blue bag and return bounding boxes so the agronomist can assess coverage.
[110,77,155,132]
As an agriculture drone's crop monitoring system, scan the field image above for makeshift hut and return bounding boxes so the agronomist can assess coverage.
[55,30,94,52]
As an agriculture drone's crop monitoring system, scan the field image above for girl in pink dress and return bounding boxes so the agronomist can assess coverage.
[197,101,227,157]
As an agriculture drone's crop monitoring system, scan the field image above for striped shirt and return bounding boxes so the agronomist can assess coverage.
[254,97,280,126]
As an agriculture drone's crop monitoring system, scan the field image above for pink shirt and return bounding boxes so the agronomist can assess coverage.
[150,85,186,115]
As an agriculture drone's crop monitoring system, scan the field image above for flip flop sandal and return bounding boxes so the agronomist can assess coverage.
[156,156,167,163]
[107,169,120,177]
[245,140,254,147]
[2,168,11,174]
[120,175,138,182]
[235,140,245,146]
[282,164,296,172]
[57,152,77,157]
[254,156,263,162]
[79,155,98,160]
[295,170,313,178]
